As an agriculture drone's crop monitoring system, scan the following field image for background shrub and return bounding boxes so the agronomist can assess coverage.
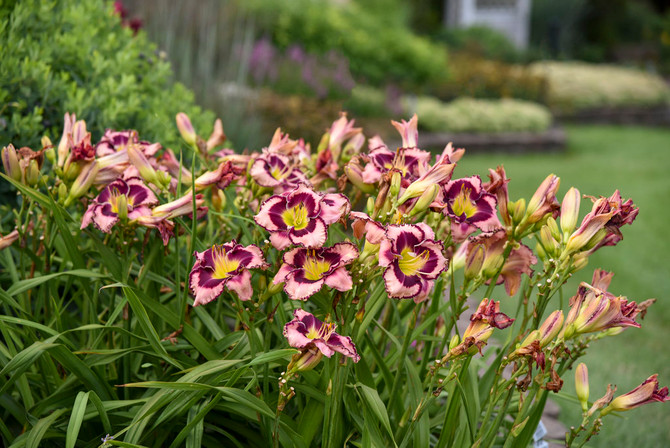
[247,0,449,88]
[414,97,553,133]
[435,25,522,63]
[0,0,214,150]
[530,61,670,112]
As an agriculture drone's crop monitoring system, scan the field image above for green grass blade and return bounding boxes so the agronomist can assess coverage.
[65,391,89,448]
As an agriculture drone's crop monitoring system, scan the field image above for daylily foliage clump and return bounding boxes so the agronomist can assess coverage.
[0,111,666,448]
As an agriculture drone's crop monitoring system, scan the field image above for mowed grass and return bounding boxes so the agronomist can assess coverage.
[454,125,670,446]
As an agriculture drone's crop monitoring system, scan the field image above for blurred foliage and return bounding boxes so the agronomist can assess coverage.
[0,0,214,151]
[414,97,552,134]
[255,90,344,146]
[246,0,449,87]
[435,25,523,63]
[530,61,670,112]
[344,86,390,118]
[429,54,547,103]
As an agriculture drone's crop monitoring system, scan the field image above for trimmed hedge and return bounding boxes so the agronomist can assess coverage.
[414,97,553,134]
[530,61,670,113]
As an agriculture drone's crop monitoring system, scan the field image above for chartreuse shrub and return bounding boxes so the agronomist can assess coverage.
[414,96,553,133]
[0,110,667,448]
[246,0,448,87]
[0,0,214,150]
[530,61,670,113]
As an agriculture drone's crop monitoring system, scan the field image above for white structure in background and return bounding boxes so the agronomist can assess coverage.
[445,0,531,49]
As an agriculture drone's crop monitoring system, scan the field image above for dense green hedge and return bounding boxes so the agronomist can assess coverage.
[0,0,214,150]
[247,0,448,87]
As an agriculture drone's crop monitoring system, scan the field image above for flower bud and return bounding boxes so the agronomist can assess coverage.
[344,164,375,194]
[538,310,563,346]
[574,363,590,412]
[176,112,196,146]
[535,242,548,262]
[448,334,460,351]
[116,194,129,221]
[389,171,402,198]
[63,159,82,181]
[128,144,160,186]
[366,196,375,216]
[1,145,22,182]
[67,162,99,203]
[409,184,439,216]
[546,216,561,242]
[560,187,581,237]
[58,183,68,203]
[26,159,40,186]
[539,225,560,258]
[571,253,589,271]
[511,198,526,224]
[464,244,485,281]
[525,174,560,224]
[287,347,324,373]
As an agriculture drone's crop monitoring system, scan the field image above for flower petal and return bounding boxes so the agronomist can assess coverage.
[289,218,328,248]
[226,269,253,301]
[284,273,324,301]
[324,267,353,292]
[320,193,350,225]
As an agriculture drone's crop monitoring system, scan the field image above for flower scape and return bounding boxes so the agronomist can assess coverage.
[0,111,666,448]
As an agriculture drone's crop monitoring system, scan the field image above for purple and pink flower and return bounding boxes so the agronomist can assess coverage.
[189,241,268,305]
[273,242,359,301]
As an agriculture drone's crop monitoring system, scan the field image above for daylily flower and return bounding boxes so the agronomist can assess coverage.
[448,298,514,357]
[442,176,501,240]
[189,241,268,305]
[255,184,350,250]
[81,177,157,232]
[562,270,641,339]
[361,139,431,185]
[206,118,226,152]
[565,190,638,254]
[602,374,669,414]
[397,152,455,205]
[379,224,447,302]
[391,114,419,149]
[273,242,358,301]
[455,230,536,296]
[284,309,360,371]
[194,161,244,191]
[350,211,385,245]
[249,152,308,192]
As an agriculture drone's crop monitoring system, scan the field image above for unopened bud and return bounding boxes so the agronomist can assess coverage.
[58,183,68,202]
[448,334,460,350]
[546,217,561,242]
[538,310,563,346]
[389,171,402,198]
[582,228,608,252]
[511,198,526,224]
[67,162,99,202]
[316,132,330,154]
[409,184,439,216]
[560,187,581,237]
[535,242,548,262]
[26,159,40,186]
[344,164,374,194]
[571,253,589,271]
[176,113,197,147]
[1,145,22,182]
[116,194,128,221]
[575,363,590,412]
[464,244,485,281]
[539,225,559,258]
[128,145,160,186]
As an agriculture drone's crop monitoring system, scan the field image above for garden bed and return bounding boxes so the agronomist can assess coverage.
[556,105,670,127]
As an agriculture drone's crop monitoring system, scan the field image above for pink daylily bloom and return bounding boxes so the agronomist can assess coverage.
[255,184,350,250]
[284,309,360,362]
[391,114,419,149]
[361,146,431,185]
[189,241,268,305]
[483,166,511,227]
[379,224,447,302]
[273,243,359,301]
[449,298,514,357]
[81,177,157,233]
[194,161,244,190]
[442,176,501,238]
[249,152,308,192]
[350,211,386,245]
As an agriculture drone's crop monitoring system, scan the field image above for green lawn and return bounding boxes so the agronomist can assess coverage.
[455,125,670,447]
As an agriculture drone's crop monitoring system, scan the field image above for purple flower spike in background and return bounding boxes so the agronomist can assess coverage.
[189,241,268,306]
